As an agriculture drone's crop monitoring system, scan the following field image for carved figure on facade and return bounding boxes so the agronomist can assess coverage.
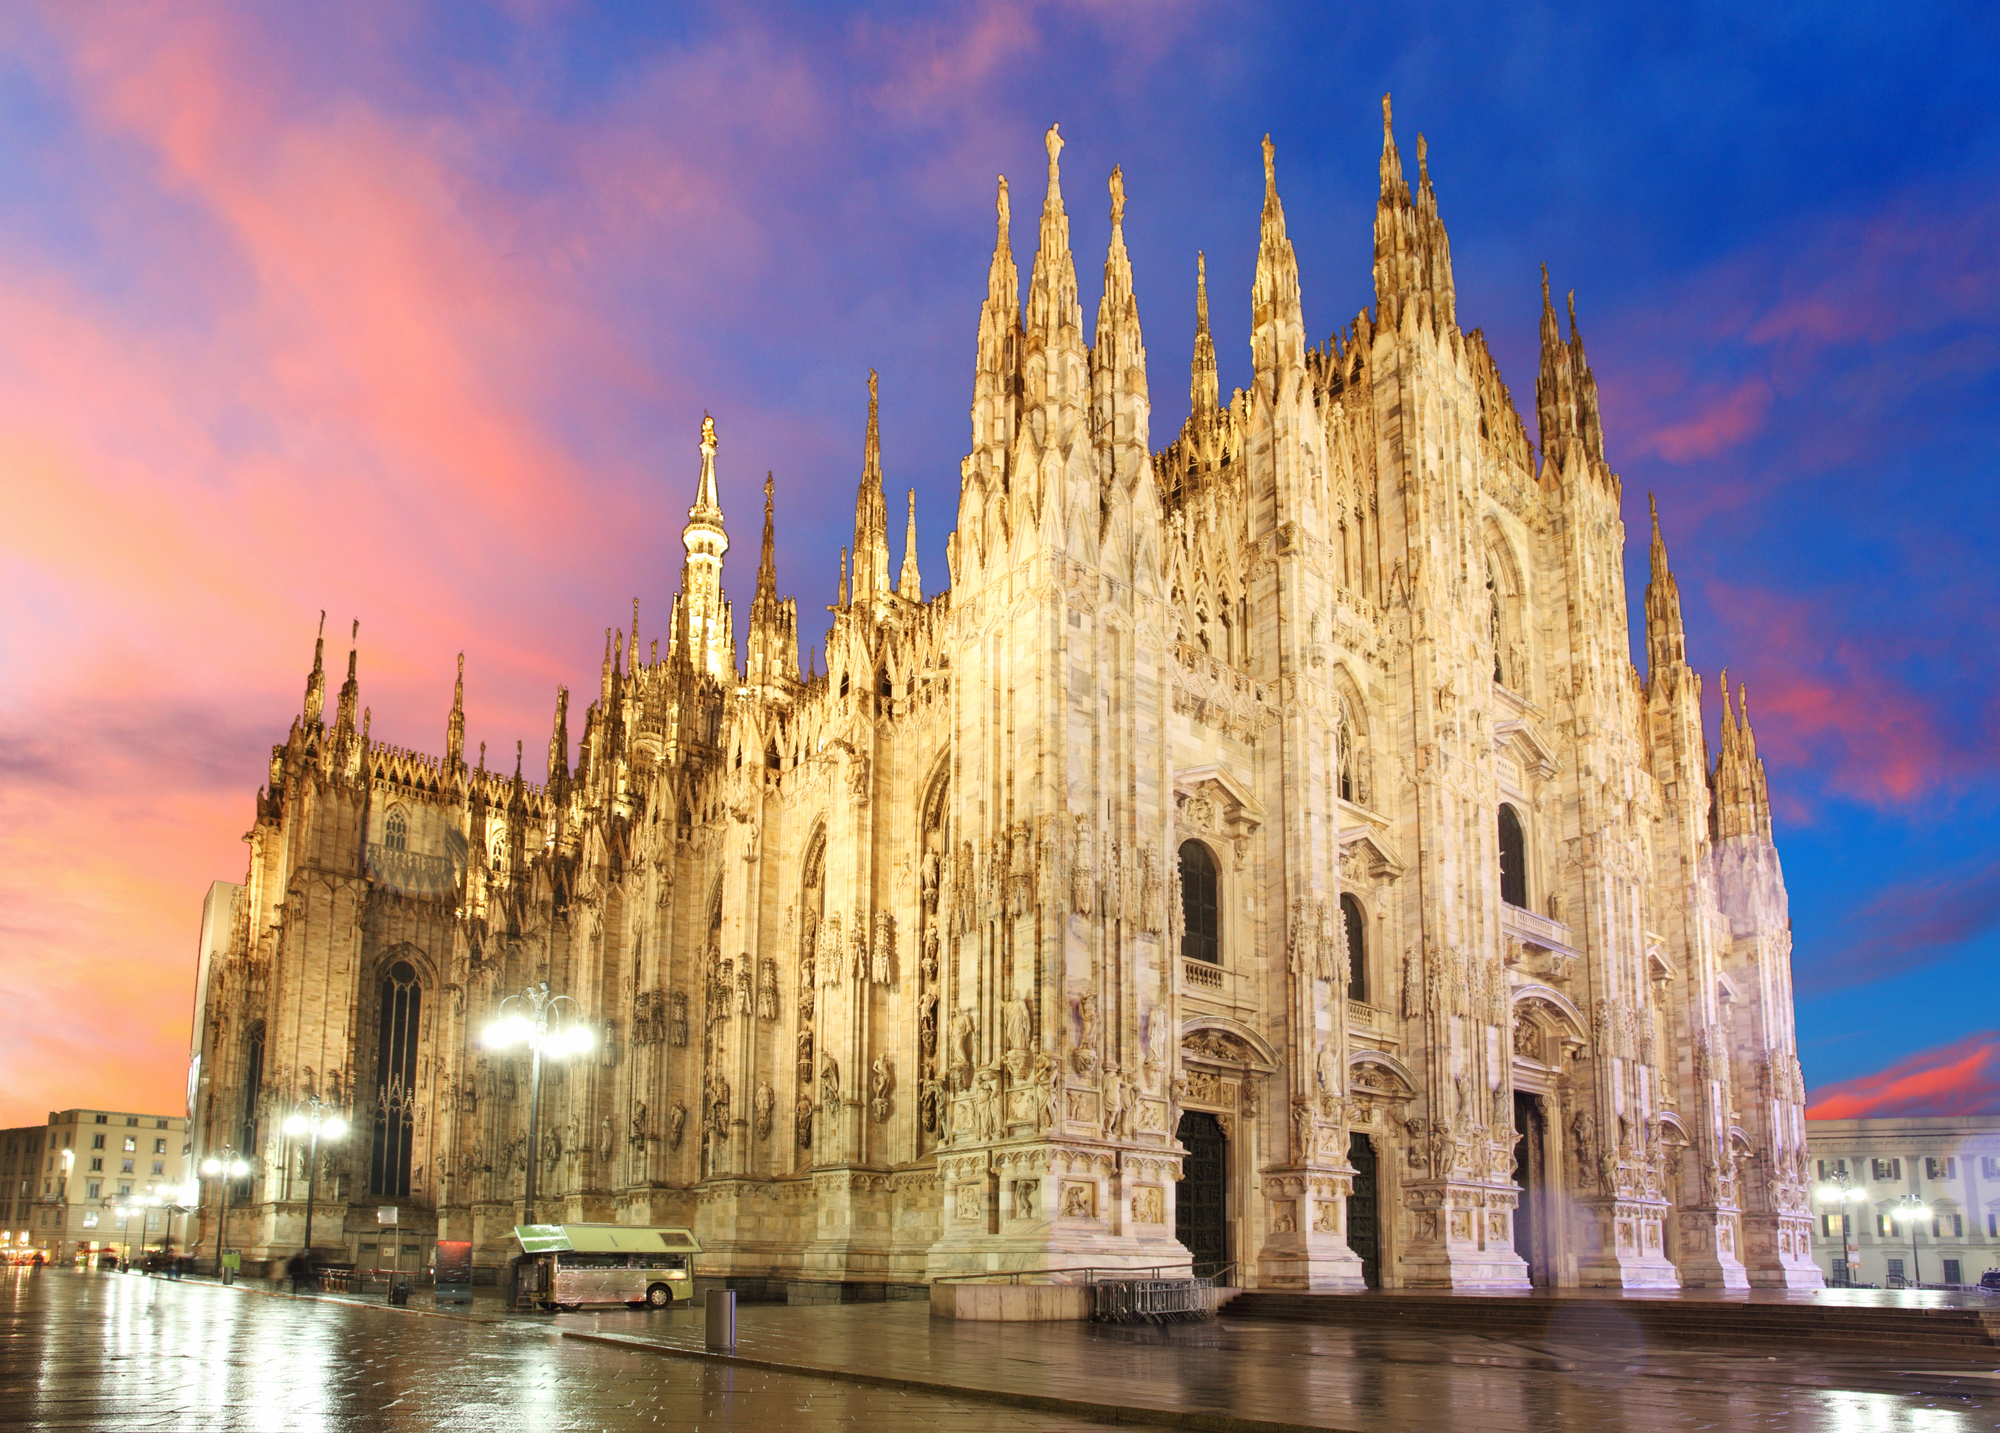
[947,1007,976,1090]
[819,1053,841,1111]
[870,1054,894,1122]
[754,1081,775,1140]
[1071,993,1101,1077]
[758,957,780,1020]
[871,911,895,986]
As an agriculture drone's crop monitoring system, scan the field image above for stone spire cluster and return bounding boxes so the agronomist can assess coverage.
[1536,268,1606,468]
[1372,95,1456,333]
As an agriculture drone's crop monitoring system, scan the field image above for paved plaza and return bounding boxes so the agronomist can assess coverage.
[4,1265,1997,1432]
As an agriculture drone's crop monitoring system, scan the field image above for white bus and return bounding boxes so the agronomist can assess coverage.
[512,1223,700,1310]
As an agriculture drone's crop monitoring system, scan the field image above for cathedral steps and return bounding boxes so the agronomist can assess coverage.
[1224,1291,2000,1353]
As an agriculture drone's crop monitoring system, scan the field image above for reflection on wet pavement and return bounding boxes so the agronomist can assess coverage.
[5,1264,1996,1432]
[0,1267,1171,1431]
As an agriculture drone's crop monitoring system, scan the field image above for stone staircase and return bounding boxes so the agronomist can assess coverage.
[1224,1291,2000,1354]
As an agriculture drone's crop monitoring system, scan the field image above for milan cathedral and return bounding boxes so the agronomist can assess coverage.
[187,100,1818,1293]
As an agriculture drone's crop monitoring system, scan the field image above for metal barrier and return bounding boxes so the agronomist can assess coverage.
[931,1261,1237,1324]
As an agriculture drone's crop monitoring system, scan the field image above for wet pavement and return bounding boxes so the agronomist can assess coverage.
[5,1264,1997,1432]
[0,1266,1171,1432]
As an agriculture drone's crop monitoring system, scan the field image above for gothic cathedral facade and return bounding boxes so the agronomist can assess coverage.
[188,103,1819,1292]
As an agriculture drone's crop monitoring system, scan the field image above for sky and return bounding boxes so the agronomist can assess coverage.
[1,2,1996,1130]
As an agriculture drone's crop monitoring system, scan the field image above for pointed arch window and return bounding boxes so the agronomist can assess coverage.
[1498,804,1528,909]
[1341,894,1367,1003]
[369,960,421,1198]
[1179,840,1220,965]
[1336,700,1356,804]
[383,807,408,852]
[239,1021,265,1187]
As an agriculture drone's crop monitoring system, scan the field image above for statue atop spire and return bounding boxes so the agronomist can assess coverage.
[1251,133,1305,386]
[898,487,923,602]
[1191,250,1218,417]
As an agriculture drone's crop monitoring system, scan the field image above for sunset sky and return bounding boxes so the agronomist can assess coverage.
[2,3,1996,1129]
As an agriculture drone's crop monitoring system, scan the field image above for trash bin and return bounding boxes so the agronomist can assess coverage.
[390,1280,411,1307]
[704,1289,736,1349]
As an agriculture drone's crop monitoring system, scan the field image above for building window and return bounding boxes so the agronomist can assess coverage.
[1876,1213,1894,1236]
[1178,841,1220,966]
[384,807,408,851]
[1341,894,1367,1003]
[153,1139,166,1155]
[1871,1158,1901,1181]
[123,1138,135,1153]
[1933,1213,1963,1238]
[1989,1213,1998,1237]
[125,1117,137,1127]
[370,960,423,1198]
[1887,1257,1904,1282]
[93,1115,106,1125]
[91,1135,104,1151]
[1820,1213,1835,1237]
[120,1160,133,1174]
[88,1159,101,1173]
[156,1120,167,1130]
[240,1023,266,1170]
[1924,1157,1956,1180]
[1816,1158,1847,1180]
[1498,804,1528,908]
[1944,1258,1963,1286]
[151,1162,164,1176]
[117,1182,131,1196]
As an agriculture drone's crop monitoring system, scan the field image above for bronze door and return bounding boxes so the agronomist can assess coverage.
[1346,1132,1381,1287]
[1175,1112,1227,1277]
[1512,1091,1546,1284]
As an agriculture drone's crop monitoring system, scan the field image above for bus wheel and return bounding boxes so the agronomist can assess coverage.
[646,1283,672,1308]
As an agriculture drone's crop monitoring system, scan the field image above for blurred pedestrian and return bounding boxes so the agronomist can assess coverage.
[286,1251,309,1295]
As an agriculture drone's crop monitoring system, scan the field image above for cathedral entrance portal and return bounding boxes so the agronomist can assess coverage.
[1175,1112,1226,1276]
[1345,1132,1381,1287]
[1512,1091,1548,1285]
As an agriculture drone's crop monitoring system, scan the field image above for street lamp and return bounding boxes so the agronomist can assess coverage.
[483,982,593,1225]
[200,1148,251,1277]
[282,1096,348,1268]
[1813,1170,1868,1285]
[1891,1194,1930,1288]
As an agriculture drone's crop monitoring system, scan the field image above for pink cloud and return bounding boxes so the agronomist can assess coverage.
[1642,376,1772,463]
[1807,1032,2000,1119]
[1699,579,1997,810]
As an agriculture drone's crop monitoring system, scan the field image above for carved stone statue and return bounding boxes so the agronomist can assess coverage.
[819,1053,841,1110]
[869,1054,893,1122]
[1071,993,1101,1078]
[948,1007,976,1090]
[754,1081,775,1140]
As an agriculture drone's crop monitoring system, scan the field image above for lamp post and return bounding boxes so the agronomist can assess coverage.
[200,1148,251,1277]
[482,982,593,1225]
[1814,1169,1868,1285]
[282,1096,348,1267]
[1892,1193,1930,1288]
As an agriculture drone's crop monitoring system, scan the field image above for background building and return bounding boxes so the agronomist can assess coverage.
[1806,1116,2000,1287]
[187,108,1816,1294]
[0,1109,191,1264]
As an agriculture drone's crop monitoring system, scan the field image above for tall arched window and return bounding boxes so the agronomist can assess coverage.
[239,1022,265,1175]
[1179,840,1220,965]
[1341,894,1367,1003]
[369,960,421,1198]
[1498,804,1528,909]
[1336,699,1356,804]
[383,807,408,851]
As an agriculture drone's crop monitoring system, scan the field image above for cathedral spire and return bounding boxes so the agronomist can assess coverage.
[1711,676,1774,842]
[446,651,465,777]
[1567,290,1606,464]
[1536,264,1575,463]
[853,371,892,603]
[755,472,779,604]
[1091,163,1150,482]
[1644,493,1688,678]
[302,610,327,729]
[334,619,360,734]
[678,413,733,680]
[747,471,800,689]
[629,598,641,674]
[548,685,570,790]
[1372,96,1455,331]
[1024,124,1085,398]
[898,488,923,602]
[1191,251,1219,417]
[1252,134,1306,388]
[971,175,1023,469]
